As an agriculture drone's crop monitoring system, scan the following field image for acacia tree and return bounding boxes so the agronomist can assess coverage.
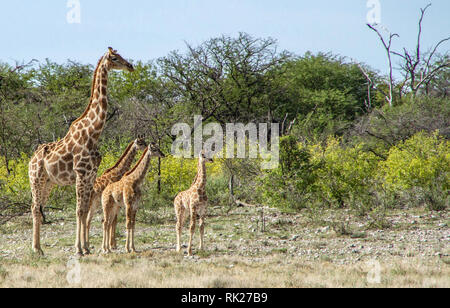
[0,61,38,174]
[158,32,291,125]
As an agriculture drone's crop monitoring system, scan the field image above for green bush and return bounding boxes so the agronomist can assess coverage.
[381,131,449,210]
[257,136,320,210]
[311,137,380,210]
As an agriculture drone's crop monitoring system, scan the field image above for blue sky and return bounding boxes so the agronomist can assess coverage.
[1,0,449,76]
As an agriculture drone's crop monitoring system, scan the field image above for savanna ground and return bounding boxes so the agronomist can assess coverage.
[0,204,448,288]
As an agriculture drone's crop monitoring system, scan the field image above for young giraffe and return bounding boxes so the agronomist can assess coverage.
[102,143,164,254]
[85,137,147,250]
[174,150,213,256]
[28,47,134,256]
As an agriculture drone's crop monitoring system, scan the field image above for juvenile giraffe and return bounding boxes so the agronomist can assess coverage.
[85,137,147,249]
[174,150,213,256]
[102,144,164,254]
[28,47,134,256]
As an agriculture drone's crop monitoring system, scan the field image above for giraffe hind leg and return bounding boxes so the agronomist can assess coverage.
[30,177,54,255]
[174,198,186,253]
[187,207,197,256]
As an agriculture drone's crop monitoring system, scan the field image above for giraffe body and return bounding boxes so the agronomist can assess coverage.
[101,144,164,254]
[28,47,134,256]
[174,151,213,256]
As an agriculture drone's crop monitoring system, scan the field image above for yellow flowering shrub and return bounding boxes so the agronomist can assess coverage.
[381,131,449,191]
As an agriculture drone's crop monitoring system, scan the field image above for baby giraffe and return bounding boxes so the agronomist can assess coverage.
[85,137,147,250]
[101,143,164,253]
[174,150,213,256]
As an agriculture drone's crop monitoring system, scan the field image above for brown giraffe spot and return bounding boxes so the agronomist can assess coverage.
[93,120,103,132]
[66,141,75,152]
[87,138,94,150]
[81,119,90,127]
[79,129,88,144]
[92,131,101,140]
[59,161,66,172]
[60,172,69,181]
[66,162,73,172]
[88,110,96,121]
[73,131,80,141]
[72,145,82,154]
[62,153,73,162]
[58,147,66,155]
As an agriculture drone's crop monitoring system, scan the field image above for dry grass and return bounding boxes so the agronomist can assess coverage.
[0,205,448,288]
[0,252,448,288]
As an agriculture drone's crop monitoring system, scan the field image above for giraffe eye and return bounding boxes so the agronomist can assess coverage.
[111,57,118,62]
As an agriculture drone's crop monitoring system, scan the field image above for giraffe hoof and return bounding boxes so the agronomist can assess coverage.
[83,248,91,255]
[75,251,84,257]
[33,248,44,256]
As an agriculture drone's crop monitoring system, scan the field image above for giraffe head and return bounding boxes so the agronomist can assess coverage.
[149,142,165,158]
[200,150,214,163]
[105,47,134,72]
[134,135,148,151]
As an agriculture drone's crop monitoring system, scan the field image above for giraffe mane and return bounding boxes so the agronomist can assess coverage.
[69,55,105,129]
[101,140,135,175]
[124,147,149,177]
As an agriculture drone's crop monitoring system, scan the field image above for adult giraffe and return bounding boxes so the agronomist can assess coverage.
[28,47,134,256]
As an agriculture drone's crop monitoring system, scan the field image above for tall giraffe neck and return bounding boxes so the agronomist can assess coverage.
[194,158,206,188]
[102,141,139,180]
[125,148,152,185]
[67,54,110,143]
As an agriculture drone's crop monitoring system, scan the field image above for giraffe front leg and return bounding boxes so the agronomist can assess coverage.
[102,218,111,254]
[85,194,98,251]
[110,214,118,249]
[75,172,95,256]
[108,213,117,250]
[102,194,113,254]
[199,215,205,251]
[125,204,132,253]
[187,208,197,256]
[83,153,101,254]
[130,208,137,253]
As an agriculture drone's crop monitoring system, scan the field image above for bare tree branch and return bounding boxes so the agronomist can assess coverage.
[367,23,398,106]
